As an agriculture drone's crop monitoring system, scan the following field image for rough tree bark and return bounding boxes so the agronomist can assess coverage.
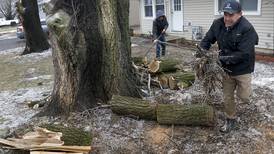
[110,95,215,126]
[41,0,140,116]
[16,0,49,55]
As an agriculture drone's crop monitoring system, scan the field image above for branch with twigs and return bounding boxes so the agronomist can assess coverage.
[193,45,226,99]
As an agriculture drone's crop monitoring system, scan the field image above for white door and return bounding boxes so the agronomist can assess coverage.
[171,0,183,31]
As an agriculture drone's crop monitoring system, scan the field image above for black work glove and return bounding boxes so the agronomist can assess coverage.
[195,47,207,58]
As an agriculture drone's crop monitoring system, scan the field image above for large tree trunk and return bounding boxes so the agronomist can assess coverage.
[16,0,50,55]
[116,0,141,97]
[41,0,140,116]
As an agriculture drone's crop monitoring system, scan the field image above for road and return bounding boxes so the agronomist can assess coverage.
[0,33,25,51]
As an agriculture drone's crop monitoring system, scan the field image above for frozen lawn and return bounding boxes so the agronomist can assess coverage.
[0,37,273,153]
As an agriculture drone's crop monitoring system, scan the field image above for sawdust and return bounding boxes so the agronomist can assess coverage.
[145,125,170,145]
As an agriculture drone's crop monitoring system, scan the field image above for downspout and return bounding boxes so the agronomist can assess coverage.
[182,0,185,32]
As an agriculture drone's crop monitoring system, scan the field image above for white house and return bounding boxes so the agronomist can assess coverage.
[130,0,140,27]
[137,0,274,54]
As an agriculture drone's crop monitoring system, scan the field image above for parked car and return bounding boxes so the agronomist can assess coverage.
[16,19,49,39]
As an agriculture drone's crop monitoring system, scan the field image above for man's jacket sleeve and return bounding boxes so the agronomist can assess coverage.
[164,19,169,31]
[152,20,157,39]
[223,26,258,65]
[200,21,217,50]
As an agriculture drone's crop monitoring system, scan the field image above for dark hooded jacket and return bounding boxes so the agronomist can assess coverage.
[200,16,259,76]
[152,10,169,39]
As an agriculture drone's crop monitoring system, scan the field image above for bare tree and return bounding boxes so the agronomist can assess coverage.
[40,0,141,116]
[16,0,50,55]
[0,0,16,20]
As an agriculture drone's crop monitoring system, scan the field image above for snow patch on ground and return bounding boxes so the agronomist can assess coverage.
[252,62,274,91]
[0,47,24,55]
[0,33,17,41]
[11,49,52,63]
[0,87,51,129]
[0,18,18,26]
[0,47,52,61]
[22,75,52,81]
[91,109,144,152]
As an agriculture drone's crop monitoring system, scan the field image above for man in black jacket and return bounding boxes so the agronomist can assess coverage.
[200,0,258,133]
[152,10,169,59]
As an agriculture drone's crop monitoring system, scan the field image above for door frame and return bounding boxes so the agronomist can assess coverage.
[170,0,184,32]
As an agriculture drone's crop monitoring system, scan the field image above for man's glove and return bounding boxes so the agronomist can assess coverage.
[195,44,208,58]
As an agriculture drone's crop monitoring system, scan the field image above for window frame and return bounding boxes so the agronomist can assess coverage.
[155,0,165,14]
[144,0,154,18]
[214,0,261,16]
[143,0,166,19]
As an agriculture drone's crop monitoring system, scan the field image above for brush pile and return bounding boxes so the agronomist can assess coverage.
[193,47,225,97]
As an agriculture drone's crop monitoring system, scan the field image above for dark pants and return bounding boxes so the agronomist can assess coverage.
[156,35,166,58]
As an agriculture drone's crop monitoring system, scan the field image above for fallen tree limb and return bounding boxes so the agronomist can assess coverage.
[148,59,179,73]
[110,95,215,126]
[157,104,215,126]
[110,95,157,120]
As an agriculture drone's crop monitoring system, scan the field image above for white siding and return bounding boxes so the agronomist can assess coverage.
[244,0,274,50]
[182,0,216,40]
[129,0,140,26]
[139,0,274,51]
[140,0,156,35]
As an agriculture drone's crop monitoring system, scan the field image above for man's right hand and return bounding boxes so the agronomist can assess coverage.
[153,39,158,44]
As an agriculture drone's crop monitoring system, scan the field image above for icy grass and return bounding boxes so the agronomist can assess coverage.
[0,47,53,129]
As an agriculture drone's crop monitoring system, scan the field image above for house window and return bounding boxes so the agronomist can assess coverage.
[240,0,258,11]
[217,0,226,13]
[174,0,182,11]
[215,0,261,15]
[144,0,153,17]
[156,0,165,13]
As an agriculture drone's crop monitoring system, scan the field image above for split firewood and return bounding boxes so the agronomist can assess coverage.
[132,56,179,73]
[148,59,179,73]
[158,72,195,89]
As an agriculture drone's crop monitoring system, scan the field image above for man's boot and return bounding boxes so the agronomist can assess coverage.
[220,118,236,133]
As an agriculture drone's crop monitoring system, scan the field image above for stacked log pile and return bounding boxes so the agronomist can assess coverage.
[132,57,195,90]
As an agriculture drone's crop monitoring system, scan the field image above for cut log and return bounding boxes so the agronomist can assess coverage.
[149,59,179,73]
[168,76,179,90]
[158,72,195,89]
[157,59,179,73]
[39,125,92,146]
[156,104,215,126]
[171,72,195,88]
[110,95,157,120]
[110,95,215,126]
[31,152,83,154]
[132,57,146,66]
[132,57,179,73]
